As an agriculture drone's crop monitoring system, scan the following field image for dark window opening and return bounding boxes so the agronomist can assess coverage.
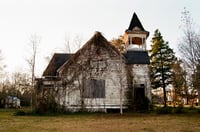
[83,79,105,98]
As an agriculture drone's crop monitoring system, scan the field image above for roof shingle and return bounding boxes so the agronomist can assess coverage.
[125,50,150,64]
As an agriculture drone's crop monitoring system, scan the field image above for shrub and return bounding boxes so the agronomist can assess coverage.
[173,105,184,114]
[197,109,200,114]
[14,110,26,116]
[156,106,172,114]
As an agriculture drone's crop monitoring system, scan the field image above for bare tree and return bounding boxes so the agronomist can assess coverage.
[26,33,41,109]
[179,8,200,71]
[11,72,31,94]
[63,34,83,53]
[63,34,72,53]
[0,50,6,82]
[27,34,41,84]
[178,8,200,105]
[73,35,83,50]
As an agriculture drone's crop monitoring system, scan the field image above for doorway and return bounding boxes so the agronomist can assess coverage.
[133,84,146,111]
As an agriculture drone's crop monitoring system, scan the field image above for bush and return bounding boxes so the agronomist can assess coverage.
[197,109,200,114]
[14,110,26,116]
[156,106,172,114]
[173,105,184,114]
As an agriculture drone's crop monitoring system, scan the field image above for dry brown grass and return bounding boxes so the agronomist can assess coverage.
[0,109,200,132]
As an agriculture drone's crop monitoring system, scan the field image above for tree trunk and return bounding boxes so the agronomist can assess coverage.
[198,90,200,106]
[163,84,167,107]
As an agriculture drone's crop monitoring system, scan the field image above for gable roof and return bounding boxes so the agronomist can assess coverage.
[43,53,73,77]
[58,31,125,73]
[125,50,150,64]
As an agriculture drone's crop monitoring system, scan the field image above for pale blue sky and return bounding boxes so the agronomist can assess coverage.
[0,0,200,76]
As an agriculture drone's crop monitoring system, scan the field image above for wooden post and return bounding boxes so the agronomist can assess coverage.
[119,57,123,115]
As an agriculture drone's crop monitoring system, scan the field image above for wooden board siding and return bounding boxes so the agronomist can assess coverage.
[57,40,130,111]
[129,64,151,102]
[35,32,151,112]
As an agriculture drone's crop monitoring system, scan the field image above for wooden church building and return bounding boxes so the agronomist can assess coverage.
[35,13,151,112]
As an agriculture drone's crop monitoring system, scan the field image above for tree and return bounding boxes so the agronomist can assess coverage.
[111,36,125,52]
[73,35,83,51]
[178,8,200,104]
[179,8,200,71]
[171,59,186,105]
[63,34,83,53]
[0,50,6,82]
[26,33,41,109]
[63,34,72,53]
[27,34,40,84]
[149,29,176,107]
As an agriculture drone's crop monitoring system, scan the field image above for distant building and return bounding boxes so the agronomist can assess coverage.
[35,13,151,112]
[0,96,21,108]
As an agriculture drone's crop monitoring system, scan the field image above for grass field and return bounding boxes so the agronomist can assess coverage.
[0,109,200,132]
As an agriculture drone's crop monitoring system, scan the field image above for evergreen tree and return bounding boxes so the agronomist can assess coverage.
[149,29,176,107]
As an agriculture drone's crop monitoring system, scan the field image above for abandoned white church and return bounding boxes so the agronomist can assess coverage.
[35,13,151,113]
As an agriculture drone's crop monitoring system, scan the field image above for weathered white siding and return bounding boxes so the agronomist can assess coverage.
[35,32,151,113]
[129,64,151,101]
[58,42,129,111]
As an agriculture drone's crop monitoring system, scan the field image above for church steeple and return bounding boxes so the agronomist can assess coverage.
[123,13,149,51]
[127,12,145,32]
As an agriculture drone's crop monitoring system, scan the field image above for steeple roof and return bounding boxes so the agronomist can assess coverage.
[127,13,145,31]
[125,12,149,37]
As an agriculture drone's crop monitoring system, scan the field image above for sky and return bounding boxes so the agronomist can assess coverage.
[0,0,200,77]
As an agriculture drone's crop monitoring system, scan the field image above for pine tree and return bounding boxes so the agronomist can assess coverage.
[149,29,176,107]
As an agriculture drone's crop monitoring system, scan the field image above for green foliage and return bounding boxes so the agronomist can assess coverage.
[149,29,176,89]
[156,106,173,114]
[14,110,26,116]
[173,105,184,114]
[149,29,177,107]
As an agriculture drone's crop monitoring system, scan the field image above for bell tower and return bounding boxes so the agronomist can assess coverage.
[124,13,151,109]
[123,13,149,51]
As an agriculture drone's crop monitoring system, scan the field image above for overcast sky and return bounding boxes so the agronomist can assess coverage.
[0,0,200,77]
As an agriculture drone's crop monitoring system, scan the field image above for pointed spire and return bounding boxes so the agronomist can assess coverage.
[127,12,145,31]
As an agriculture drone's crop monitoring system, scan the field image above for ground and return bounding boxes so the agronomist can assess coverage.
[0,108,200,132]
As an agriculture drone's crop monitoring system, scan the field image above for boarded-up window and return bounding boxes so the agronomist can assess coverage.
[83,79,105,98]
